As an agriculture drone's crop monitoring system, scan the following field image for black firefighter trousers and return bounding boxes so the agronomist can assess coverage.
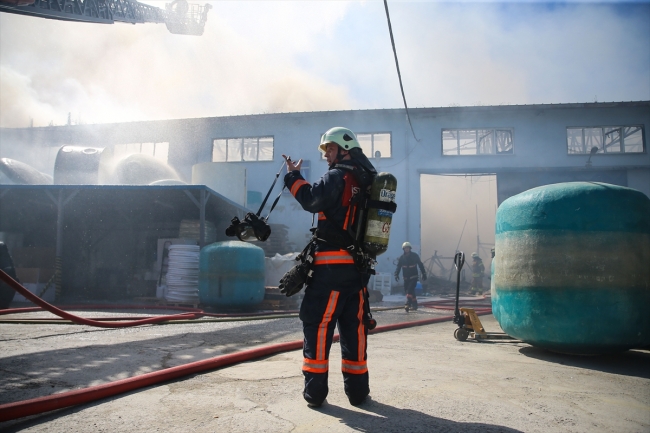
[299,264,370,406]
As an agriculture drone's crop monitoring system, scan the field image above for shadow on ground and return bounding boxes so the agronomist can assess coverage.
[321,399,523,433]
[0,318,301,405]
[518,346,650,379]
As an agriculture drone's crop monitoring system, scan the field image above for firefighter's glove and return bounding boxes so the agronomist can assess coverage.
[421,273,427,281]
[394,274,399,282]
[279,262,310,297]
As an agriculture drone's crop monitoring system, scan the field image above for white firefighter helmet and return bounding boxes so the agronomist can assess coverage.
[319,127,361,153]
[402,242,412,249]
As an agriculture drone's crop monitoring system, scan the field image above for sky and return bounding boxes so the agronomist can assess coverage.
[0,1,649,128]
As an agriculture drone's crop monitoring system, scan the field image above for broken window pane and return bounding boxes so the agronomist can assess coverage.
[623,126,644,153]
[212,139,227,162]
[567,128,584,154]
[243,138,258,161]
[477,130,494,154]
[458,130,477,155]
[258,137,274,161]
[566,125,644,154]
[227,138,243,162]
[584,128,603,154]
[495,130,513,154]
[603,127,622,153]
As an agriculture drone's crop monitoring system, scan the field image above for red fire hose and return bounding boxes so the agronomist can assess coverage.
[0,270,203,327]
[0,311,495,422]
[0,269,492,422]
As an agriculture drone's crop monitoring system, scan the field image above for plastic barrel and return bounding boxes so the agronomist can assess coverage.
[199,241,265,308]
[492,182,650,355]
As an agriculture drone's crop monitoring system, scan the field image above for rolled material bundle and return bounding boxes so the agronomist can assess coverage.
[165,244,200,304]
[492,182,650,354]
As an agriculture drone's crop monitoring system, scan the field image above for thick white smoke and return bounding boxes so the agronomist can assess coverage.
[0,1,648,128]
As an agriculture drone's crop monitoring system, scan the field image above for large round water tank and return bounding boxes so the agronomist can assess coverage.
[199,241,265,308]
[492,182,650,354]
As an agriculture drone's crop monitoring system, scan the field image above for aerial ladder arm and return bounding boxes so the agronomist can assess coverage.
[0,0,211,35]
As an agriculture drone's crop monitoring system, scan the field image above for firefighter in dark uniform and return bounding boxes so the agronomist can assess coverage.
[394,242,427,311]
[282,127,374,408]
[470,252,485,295]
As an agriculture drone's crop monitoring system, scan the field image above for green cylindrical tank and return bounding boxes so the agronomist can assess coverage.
[199,241,265,308]
[363,172,397,255]
[492,182,650,354]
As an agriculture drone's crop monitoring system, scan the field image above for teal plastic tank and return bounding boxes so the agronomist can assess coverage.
[492,182,650,354]
[199,240,265,308]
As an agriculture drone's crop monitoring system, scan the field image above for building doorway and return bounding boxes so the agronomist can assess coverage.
[420,173,497,284]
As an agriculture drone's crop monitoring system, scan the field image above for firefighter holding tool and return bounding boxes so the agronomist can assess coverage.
[279,126,389,408]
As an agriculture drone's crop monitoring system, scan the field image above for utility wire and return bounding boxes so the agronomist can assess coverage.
[383,0,420,142]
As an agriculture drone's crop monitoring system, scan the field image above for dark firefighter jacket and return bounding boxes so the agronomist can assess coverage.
[395,252,426,281]
[284,160,362,253]
[472,259,485,278]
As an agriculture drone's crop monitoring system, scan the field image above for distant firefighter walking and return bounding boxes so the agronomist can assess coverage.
[470,252,485,295]
[394,242,426,312]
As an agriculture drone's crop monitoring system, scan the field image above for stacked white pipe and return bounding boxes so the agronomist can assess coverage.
[165,244,200,304]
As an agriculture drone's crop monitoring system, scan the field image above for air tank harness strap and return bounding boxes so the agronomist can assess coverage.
[365,199,397,213]
[362,286,377,330]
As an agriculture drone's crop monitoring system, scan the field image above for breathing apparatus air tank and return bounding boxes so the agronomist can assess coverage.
[363,172,397,255]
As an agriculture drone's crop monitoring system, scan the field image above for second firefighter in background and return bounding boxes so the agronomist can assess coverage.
[470,252,485,295]
[394,242,426,311]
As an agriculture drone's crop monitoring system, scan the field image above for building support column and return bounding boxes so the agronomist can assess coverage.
[45,189,78,301]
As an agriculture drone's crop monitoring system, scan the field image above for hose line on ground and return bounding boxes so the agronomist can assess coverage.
[0,270,490,327]
[0,310,491,422]
[0,269,492,422]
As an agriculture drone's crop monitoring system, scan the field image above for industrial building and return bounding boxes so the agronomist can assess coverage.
[0,101,648,299]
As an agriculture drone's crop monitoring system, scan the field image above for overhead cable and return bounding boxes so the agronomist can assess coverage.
[383,0,420,142]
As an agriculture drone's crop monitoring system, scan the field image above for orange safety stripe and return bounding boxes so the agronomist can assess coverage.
[356,289,366,362]
[341,359,368,375]
[342,205,352,230]
[314,250,354,265]
[302,358,329,374]
[290,179,310,197]
[316,291,339,361]
[318,212,327,221]
[344,204,357,230]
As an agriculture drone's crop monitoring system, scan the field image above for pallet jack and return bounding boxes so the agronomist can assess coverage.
[452,252,517,342]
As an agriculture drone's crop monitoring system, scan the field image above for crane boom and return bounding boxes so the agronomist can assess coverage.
[0,0,211,35]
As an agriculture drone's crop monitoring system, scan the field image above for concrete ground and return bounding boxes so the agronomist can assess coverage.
[0,301,648,432]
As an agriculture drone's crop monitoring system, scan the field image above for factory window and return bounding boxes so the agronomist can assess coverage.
[320,132,391,159]
[113,142,169,162]
[212,136,274,162]
[357,133,392,158]
[442,129,514,156]
[567,126,645,154]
